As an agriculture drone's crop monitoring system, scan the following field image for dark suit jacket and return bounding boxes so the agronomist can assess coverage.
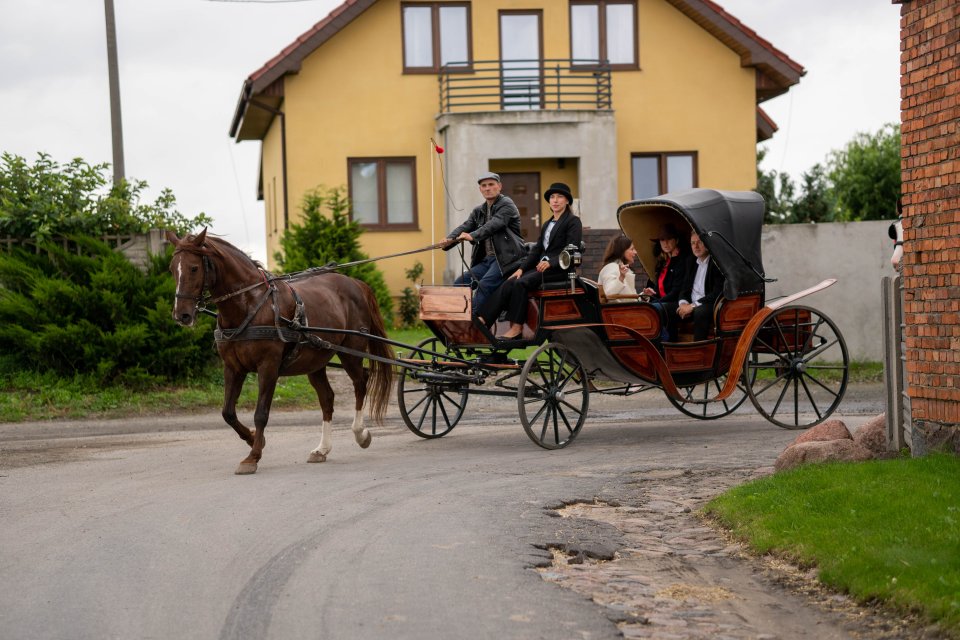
[519,210,584,273]
[645,249,693,304]
[680,256,723,309]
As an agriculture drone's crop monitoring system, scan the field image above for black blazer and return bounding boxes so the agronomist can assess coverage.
[519,210,584,273]
[680,256,723,308]
[646,249,693,303]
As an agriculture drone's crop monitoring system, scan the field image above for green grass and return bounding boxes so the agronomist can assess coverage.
[704,455,960,636]
[0,326,434,423]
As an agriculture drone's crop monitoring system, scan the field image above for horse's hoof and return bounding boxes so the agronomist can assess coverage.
[359,431,372,449]
[235,462,258,475]
[307,451,327,463]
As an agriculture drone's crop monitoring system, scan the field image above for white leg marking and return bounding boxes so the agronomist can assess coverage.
[308,420,333,463]
[352,410,372,448]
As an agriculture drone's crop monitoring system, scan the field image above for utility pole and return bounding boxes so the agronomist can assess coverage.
[104,0,125,185]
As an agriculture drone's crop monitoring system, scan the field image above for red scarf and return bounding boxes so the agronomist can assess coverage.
[657,255,671,297]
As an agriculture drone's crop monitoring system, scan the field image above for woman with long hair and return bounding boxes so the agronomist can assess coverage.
[641,222,692,340]
[598,233,638,300]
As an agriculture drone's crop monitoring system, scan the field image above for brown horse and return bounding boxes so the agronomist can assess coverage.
[166,229,394,475]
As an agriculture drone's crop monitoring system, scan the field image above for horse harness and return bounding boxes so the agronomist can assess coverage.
[175,249,353,372]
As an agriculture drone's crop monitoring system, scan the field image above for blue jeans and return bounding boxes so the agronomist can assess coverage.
[454,255,503,314]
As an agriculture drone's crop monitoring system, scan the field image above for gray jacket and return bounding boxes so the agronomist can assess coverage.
[446,194,525,272]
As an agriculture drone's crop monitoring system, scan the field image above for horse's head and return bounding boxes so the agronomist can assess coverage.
[888,197,903,271]
[167,228,211,327]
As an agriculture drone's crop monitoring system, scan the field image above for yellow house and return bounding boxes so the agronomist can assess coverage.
[230,0,803,298]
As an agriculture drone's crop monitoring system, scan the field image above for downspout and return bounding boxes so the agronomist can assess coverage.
[248,99,290,231]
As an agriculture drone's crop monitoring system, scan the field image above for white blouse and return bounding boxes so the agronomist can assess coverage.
[598,261,637,299]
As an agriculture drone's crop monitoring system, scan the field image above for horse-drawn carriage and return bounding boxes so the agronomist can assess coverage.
[168,188,848,473]
[398,188,849,448]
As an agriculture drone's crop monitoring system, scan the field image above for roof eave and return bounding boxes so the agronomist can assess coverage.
[665,0,806,100]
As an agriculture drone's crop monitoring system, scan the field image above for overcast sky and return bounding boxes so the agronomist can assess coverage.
[0,0,901,263]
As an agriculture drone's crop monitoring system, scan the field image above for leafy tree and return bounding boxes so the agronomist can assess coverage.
[275,186,394,326]
[755,147,796,223]
[0,239,216,385]
[0,152,212,242]
[792,163,836,223]
[827,123,901,221]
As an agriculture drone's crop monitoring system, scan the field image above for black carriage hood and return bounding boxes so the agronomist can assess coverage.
[617,188,766,301]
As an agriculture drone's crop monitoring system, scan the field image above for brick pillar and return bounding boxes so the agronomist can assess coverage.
[897,0,960,454]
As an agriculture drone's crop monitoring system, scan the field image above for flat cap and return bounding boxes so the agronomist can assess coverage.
[477,172,501,183]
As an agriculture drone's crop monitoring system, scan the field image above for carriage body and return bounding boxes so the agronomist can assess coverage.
[400,189,849,447]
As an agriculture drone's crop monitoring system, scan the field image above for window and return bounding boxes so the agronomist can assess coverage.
[631,152,697,198]
[570,1,637,69]
[402,2,472,73]
[348,157,418,229]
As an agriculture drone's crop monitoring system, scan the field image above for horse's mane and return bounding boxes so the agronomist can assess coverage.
[181,234,267,273]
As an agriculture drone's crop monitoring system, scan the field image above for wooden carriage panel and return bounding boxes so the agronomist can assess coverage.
[754,308,813,353]
[663,342,718,372]
[601,304,660,340]
[716,294,762,333]
[717,336,738,372]
[541,298,581,322]
[610,346,657,380]
[419,286,471,321]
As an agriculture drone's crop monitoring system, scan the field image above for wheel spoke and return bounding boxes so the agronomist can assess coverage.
[557,404,575,435]
[802,370,841,397]
[437,395,453,429]
[767,375,792,418]
[749,366,791,396]
[799,375,823,420]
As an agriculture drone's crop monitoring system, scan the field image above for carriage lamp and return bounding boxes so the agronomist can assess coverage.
[558,244,582,270]
[559,244,583,293]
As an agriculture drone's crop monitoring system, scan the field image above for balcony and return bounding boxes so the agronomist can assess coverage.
[438,59,612,114]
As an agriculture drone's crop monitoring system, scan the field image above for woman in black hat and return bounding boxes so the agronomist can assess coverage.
[478,182,583,339]
[641,222,693,341]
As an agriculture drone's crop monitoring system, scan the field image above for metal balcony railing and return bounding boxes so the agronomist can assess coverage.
[438,59,612,113]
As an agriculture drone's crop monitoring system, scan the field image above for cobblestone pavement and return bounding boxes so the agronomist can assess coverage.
[535,466,946,640]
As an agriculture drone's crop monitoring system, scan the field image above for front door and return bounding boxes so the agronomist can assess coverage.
[499,11,543,110]
[500,172,540,241]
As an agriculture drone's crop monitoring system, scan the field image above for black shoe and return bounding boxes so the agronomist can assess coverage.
[477,351,510,365]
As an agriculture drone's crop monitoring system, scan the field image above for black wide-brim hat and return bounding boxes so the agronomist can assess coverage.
[651,222,682,242]
[543,182,573,204]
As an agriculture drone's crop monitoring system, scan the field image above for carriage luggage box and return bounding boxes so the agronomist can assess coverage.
[419,286,472,321]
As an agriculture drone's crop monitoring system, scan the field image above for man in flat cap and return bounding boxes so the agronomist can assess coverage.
[443,172,525,313]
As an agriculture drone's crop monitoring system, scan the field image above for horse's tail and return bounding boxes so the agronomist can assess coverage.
[359,282,395,423]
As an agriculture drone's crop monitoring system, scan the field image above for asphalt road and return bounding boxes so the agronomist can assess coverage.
[0,383,888,640]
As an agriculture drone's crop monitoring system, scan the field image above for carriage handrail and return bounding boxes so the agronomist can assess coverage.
[704,230,776,284]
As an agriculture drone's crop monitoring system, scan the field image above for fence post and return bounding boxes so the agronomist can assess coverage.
[882,276,905,451]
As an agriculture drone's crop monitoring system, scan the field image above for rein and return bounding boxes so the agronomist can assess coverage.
[276,240,451,281]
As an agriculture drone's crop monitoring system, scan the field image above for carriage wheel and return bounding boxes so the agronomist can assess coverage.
[667,372,750,420]
[745,306,849,430]
[518,342,590,449]
[398,338,469,439]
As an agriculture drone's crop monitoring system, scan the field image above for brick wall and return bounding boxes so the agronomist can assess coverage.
[898,0,960,452]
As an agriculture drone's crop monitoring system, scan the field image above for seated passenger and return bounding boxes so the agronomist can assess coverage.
[641,223,693,341]
[598,233,638,301]
[677,229,724,340]
[441,172,525,314]
[478,182,583,339]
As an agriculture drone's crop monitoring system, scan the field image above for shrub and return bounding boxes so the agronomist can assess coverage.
[0,239,216,384]
[274,186,394,326]
[398,261,424,329]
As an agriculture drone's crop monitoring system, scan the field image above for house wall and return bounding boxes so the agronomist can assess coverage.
[259,0,764,295]
[897,0,960,453]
